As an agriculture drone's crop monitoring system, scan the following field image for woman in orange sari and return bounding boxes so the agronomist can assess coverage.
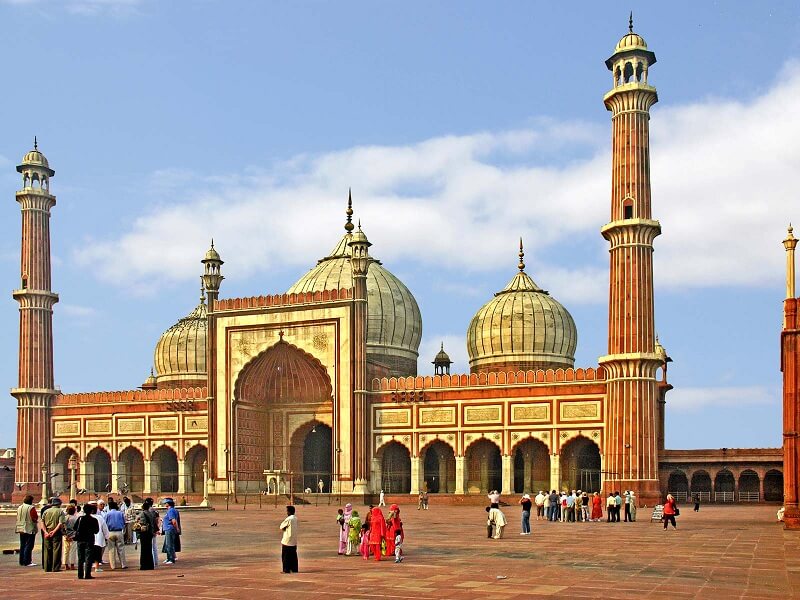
[368,506,386,561]
[590,492,603,522]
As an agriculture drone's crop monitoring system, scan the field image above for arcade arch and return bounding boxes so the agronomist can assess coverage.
[513,438,550,493]
[85,447,111,494]
[378,441,411,494]
[185,445,208,494]
[465,438,501,494]
[151,446,179,494]
[421,440,455,494]
[118,446,144,494]
[559,436,601,492]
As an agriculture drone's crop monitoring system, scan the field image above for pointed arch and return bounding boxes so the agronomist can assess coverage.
[465,438,501,494]
[559,435,601,492]
[85,446,112,494]
[118,446,145,494]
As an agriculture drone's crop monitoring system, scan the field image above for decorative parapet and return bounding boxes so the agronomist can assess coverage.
[371,367,605,392]
[54,386,208,406]
[213,288,352,312]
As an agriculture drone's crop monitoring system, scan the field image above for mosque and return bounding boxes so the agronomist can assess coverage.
[8,22,789,510]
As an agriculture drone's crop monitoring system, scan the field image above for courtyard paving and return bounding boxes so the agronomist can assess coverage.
[0,502,799,599]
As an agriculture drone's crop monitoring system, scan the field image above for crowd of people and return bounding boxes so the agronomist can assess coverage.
[14,494,182,578]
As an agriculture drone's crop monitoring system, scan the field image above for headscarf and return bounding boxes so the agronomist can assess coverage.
[343,503,353,520]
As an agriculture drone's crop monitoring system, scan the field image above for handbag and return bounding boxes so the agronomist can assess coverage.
[674,507,680,516]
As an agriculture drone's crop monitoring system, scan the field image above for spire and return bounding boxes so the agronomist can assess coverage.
[345,189,354,233]
[34,136,38,150]
[629,11,633,33]
[784,223,797,299]
[518,237,525,272]
[200,277,206,305]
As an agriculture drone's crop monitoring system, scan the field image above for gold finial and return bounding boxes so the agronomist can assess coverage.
[518,237,525,272]
[150,367,154,377]
[34,136,38,150]
[629,11,633,33]
[441,341,444,351]
[200,277,206,305]
[345,189,354,232]
[279,329,284,340]
[210,238,215,249]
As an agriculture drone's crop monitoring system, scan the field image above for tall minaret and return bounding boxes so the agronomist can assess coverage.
[348,203,371,495]
[11,140,59,501]
[599,17,663,504]
[202,240,223,482]
[781,225,800,529]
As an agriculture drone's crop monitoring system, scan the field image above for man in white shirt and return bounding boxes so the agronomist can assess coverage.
[279,506,298,574]
[90,502,109,572]
[534,491,546,520]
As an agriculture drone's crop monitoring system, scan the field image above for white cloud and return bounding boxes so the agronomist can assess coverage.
[667,386,778,412]
[60,304,97,318]
[73,62,800,301]
[0,0,142,16]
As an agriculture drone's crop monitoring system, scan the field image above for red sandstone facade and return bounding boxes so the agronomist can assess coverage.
[9,23,787,508]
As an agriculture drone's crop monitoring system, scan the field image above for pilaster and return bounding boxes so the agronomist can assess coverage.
[455,456,465,494]
[501,455,513,495]
[410,455,421,495]
[550,454,560,492]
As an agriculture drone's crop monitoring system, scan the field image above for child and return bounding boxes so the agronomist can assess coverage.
[336,509,345,555]
[347,510,362,556]
[393,524,404,563]
[359,519,370,560]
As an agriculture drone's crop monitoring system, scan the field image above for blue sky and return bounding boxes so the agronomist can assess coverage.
[1,1,799,450]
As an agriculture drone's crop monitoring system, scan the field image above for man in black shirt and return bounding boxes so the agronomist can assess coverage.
[74,504,99,580]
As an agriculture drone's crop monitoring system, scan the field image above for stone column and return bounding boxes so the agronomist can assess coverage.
[523,452,532,493]
[455,456,465,494]
[371,457,382,494]
[410,455,420,495]
[501,455,513,495]
[177,456,187,494]
[40,463,48,504]
[111,460,122,494]
[550,454,560,492]
[200,461,211,507]
[143,459,153,495]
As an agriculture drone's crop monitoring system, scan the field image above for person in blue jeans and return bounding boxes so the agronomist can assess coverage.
[518,494,532,535]
[161,499,181,565]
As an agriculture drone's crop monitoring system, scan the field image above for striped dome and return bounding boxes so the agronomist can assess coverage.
[466,268,577,374]
[287,233,422,377]
[153,301,207,387]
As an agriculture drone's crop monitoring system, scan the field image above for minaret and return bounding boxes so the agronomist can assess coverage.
[348,208,371,495]
[782,225,800,529]
[12,140,59,501]
[201,241,223,485]
[599,17,663,504]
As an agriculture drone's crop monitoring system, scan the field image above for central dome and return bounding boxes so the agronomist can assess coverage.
[466,242,577,374]
[154,299,207,388]
[287,220,422,377]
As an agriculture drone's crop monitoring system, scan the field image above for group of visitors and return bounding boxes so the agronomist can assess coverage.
[524,490,638,524]
[14,494,182,577]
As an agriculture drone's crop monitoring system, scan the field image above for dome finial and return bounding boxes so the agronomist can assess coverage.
[345,189,355,233]
[629,11,633,33]
[34,136,38,150]
[200,277,206,305]
[518,237,525,272]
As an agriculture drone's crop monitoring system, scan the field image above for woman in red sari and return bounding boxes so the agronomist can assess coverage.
[590,492,603,522]
[368,506,386,561]
[385,504,401,557]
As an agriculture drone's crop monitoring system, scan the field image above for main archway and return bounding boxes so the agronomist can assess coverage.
[234,338,334,484]
[289,421,332,493]
[513,438,550,493]
[560,436,601,492]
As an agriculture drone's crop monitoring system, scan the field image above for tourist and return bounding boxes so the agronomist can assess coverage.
[519,493,532,535]
[422,490,429,509]
[379,490,386,507]
[614,491,623,522]
[488,505,507,539]
[624,491,632,522]
[386,504,402,557]
[359,507,371,559]
[75,503,99,579]
[104,498,127,569]
[560,492,568,522]
[148,500,161,568]
[63,505,78,570]
[346,509,361,556]
[338,503,353,555]
[581,491,590,522]
[591,492,603,522]
[41,497,65,571]
[606,493,616,522]
[122,497,136,544]
[693,494,701,512]
[486,506,494,538]
[280,505,299,573]
[566,491,576,522]
[162,498,181,565]
[488,489,500,507]
[534,490,546,520]
[663,494,678,530]
[136,498,156,570]
[91,501,110,573]
[418,491,425,510]
[368,506,386,561]
[629,491,637,522]
[318,479,325,494]
[543,491,551,521]
[393,522,404,563]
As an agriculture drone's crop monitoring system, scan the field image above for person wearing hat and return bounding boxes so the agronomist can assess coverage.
[41,497,65,571]
[161,498,181,565]
[518,494,532,535]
